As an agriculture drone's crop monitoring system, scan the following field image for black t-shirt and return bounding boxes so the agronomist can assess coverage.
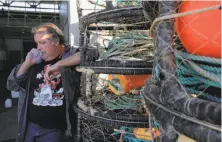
[27,56,66,131]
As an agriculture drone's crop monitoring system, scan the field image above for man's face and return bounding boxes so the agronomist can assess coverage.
[34,29,59,61]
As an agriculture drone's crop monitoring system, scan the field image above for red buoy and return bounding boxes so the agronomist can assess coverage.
[176,1,221,58]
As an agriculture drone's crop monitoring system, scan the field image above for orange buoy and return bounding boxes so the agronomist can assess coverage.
[108,74,150,95]
[133,128,160,140]
[176,1,221,58]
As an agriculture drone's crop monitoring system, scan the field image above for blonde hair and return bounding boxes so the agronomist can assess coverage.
[32,23,65,44]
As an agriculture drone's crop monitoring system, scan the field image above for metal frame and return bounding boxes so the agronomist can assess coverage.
[0,0,60,28]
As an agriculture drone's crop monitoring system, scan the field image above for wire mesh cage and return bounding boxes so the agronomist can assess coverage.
[76,1,221,142]
[142,1,221,142]
[76,73,150,125]
[174,1,221,103]
[78,118,160,142]
[76,2,159,141]
[75,73,160,142]
[78,0,159,75]
[144,1,221,102]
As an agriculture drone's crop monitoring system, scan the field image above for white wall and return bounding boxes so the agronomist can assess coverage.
[66,0,105,47]
[68,0,79,47]
[60,1,69,44]
[80,0,105,16]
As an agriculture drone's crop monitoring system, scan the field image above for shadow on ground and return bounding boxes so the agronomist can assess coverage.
[0,99,18,142]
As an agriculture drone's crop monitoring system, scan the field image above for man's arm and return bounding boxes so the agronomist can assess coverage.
[16,62,32,77]
[7,64,28,91]
[57,52,81,68]
[7,48,42,91]
[17,48,42,77]
[44,52,81,81]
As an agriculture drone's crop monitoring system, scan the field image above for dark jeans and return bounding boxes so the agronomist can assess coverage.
[24,122,64,142]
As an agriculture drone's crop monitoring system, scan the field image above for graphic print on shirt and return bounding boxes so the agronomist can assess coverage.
[33,65,64,106]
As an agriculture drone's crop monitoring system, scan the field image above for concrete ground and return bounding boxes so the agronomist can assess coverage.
[0,99,17,142]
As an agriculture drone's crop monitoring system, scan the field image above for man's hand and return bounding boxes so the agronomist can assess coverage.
[25,48,42,66]
[44,63,61,82]
[16,48,42,77]
[44,51,81,82]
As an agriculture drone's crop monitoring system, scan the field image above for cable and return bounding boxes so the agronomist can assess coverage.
[150,5,221,36]
[143,95,221,132]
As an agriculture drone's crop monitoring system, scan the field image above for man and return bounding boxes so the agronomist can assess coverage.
[7,23,81,142]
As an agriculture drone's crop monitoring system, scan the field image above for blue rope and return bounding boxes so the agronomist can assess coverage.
[177,58,221,76]
[198,64,221,74]
[175,50,221,102]
[177,61,221,87]
[94,0,99,10]
[154,65,160,80]
[175,50,221,65]
[100,31,150,59]
[103,94,144,110]
[178,76,221,88]
[123,135,151,142]
[112,127,151,142]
